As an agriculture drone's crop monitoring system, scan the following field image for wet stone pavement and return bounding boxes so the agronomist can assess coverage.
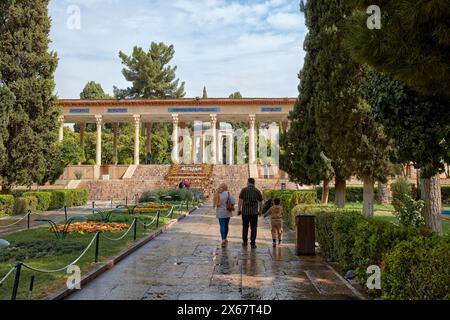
[68,205,362,300]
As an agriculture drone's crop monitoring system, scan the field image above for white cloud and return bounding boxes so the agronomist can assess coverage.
[49,0,306,98]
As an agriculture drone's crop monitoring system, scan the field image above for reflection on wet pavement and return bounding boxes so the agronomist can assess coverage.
[68,205,362,300]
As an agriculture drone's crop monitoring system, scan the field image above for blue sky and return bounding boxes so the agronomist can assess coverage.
[49,0,306,98]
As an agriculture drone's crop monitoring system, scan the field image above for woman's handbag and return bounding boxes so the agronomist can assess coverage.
[226,192,235,212]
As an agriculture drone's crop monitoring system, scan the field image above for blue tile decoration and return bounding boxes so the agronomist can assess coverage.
[69,108,90,114]
[168,107,221,113]
[261,107,283,112]
[107,108,128,113]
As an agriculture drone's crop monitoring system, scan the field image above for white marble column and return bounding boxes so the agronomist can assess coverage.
[95,115,102,166]
[210,114,217,164]
[171,114,179,164]
[248,115,256,165]
[112,123,119,165]
[58,116,65,142]
[145,122,152,156]
[133,115,141,165]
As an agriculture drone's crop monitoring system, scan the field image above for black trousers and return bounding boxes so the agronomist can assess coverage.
[242,215,258,244]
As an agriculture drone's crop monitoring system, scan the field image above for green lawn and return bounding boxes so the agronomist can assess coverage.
[0,203,195,300]
[344,202,450,234]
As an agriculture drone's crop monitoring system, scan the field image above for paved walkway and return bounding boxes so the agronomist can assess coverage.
[68,205,362,300]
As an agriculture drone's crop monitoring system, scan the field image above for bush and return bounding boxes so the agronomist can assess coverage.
[382,235,450,300]
[315,211,336,261]
[395,195,425,228]
[44,189,88,209]
[22,192,52,211]
[71,189,89,206]
[291,190,317,205]
[442,185,450,204]
[391,177,414,212]
[0,195,14,216]
[317,186,378,203]
[332,211,365,270]
[351,219,427,296]
[14,196,37,215]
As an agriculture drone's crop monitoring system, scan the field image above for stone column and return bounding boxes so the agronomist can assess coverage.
[95,115,102,166]
[58,116,65,142]
[248,115,256,165]
[228,133,234,165]
[171,114,179,164]
[210,114,217,164]
[79,123,86,165]
[145,122,152,156]
[133,115,141,165]
[112,123,119,165]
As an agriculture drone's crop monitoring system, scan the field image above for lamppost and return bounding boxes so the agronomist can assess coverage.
[0,239,10,249]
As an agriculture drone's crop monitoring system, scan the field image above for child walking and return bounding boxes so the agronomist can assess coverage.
[264,198,283,247]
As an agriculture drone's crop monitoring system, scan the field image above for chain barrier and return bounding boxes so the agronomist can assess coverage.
[100,219,136,241]
[0,213,30,229]
[0,267,16,287]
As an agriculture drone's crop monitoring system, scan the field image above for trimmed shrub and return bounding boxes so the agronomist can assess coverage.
[14,196,37,215]
[23,192,52,211]
[71,189,89,206]
[291,190,317,205]
[351,219,428,295]
[316,186,379,203]
[332,211,365,270]
[390,177,414,212]
[315,211,336,261]
[382,235,450,300]
[0,195,15,216]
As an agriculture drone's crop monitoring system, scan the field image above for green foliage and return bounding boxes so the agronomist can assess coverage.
[351,219,427,296]
[0,194,14,216]
[345,0,450,99]
[383,235,450,300]
[317,186,379,203]
[22,192,51,211]
[315,211,337,261]
[46,189,88,209]
[202,86,208,99]
[80,81,111,99]
[61,127,85,166]
[0,84,14,170]
[0,0,62,192]
[140,188,195,202]
[391,177,414,212]
[395,195,425,228]
[0,240,84,263]
[229,92,242,99]
[14,196,37,215]
[114,42,185,99]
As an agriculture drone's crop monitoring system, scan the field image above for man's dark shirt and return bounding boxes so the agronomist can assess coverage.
[239,185,263,216]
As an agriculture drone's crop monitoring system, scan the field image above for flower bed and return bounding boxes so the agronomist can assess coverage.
[54,222,129,234]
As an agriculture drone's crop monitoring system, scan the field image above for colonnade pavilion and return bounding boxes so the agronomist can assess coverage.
[58,98,295,180]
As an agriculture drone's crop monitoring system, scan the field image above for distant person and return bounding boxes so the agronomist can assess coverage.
[145,152,152,164]
[213,183,235,248]
[238,178,263,249]
[264,198,283,247]
[178,181,185,189]
[184,179,191,189]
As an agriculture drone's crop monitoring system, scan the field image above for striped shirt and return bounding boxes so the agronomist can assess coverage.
[239,185,263,216]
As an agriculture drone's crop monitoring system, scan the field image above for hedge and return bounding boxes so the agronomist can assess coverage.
[382,235,450,300]
[317,185,450,204]
[14,196,37,215]
[0,195,15,216]
[22,192,52,211]
[314,209,448,299]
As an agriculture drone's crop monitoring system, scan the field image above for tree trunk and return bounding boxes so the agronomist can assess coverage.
[416,168,421,200]
[362,175,375,218]
[376,181,390,204]
[335,177,346,208]
[321,179,330,204]
[421,174,443,234]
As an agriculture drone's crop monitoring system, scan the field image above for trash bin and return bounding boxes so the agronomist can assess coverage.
[295,214,316,256]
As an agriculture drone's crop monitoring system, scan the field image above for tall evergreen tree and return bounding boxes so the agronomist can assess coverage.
[114,42,185,99]
[0,84,14,171]
[229,92,243,99]
[281,5,334,201]
[80,81,111,100]
[303,0,393,215]
[202,86,208,99]
[0,0,61,193]
[346,1,450,231]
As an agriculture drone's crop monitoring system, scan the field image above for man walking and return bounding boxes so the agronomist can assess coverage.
[238,178,263,249]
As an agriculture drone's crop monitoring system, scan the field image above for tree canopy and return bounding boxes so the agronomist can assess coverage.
[80,81,111,100]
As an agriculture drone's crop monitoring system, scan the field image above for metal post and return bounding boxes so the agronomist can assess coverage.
[27,211,31,230]
[92,201,95,215]
[125,196,128,206]
[156,211,160,228]
[64,206,68,222]
[28,276,35,300]
[133,218,137,241]
[111,199,113,209]
[11,262,23,300]
[94,232,100,263]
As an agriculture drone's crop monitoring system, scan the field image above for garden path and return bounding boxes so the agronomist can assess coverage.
[68,205,363,300]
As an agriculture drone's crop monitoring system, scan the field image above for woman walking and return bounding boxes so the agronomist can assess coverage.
[213,183,235,248]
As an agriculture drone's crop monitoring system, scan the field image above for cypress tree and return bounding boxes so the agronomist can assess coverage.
[0,0,61,193]
[202,86,208,99]
[80,81,111,100]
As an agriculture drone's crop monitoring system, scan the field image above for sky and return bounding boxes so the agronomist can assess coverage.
[48,0,306,99]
